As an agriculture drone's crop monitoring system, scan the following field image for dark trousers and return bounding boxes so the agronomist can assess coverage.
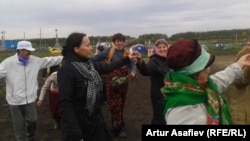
[9,102,37,141]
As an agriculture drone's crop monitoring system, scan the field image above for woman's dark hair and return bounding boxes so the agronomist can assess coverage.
[112,33,125,42]
[62,32,86,56]
[189,39,201,65]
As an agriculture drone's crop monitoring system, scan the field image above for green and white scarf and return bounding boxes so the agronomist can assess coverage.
[160,71,233,125]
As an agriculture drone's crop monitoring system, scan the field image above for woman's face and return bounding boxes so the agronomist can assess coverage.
[155,43,168,57]
[74,36,93,58]
[147,48,154,57]
[197,67,211,85]
[114,39,124,50]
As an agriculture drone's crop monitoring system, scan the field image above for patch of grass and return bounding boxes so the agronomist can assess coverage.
[0,88,5,97]
[0,50,16,62]
[0,118,10,123]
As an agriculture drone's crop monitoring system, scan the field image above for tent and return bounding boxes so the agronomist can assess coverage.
[130,44,148,55]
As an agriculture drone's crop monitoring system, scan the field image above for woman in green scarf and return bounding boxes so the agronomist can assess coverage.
[161,39,250,125]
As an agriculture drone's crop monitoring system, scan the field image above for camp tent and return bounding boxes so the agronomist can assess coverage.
[130,44,148,56]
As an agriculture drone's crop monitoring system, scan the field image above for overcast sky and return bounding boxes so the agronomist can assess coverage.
[1,0,250,40]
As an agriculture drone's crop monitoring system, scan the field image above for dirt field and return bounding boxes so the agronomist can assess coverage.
[0,55,235,141]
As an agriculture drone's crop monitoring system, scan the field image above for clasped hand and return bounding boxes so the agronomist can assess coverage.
[128,51,142,60]
[236,54,250,68]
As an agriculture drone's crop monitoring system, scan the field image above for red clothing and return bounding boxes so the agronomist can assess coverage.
[49,90,61,120]
[105,65,129,132]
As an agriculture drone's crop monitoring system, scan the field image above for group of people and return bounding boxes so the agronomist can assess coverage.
[1,31,250,141]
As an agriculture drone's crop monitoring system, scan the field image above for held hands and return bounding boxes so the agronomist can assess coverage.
[134,51,142,60]
[128,51,142,59]
[128,51,143,64]
[135,51,143,64]
[127,51,138,59]
[236,54,250,68]
[129,72,136,78]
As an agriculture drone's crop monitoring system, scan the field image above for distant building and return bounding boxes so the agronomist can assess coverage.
[0,41,18,50]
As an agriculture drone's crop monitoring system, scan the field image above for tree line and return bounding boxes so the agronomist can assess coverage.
[6,28,250,48]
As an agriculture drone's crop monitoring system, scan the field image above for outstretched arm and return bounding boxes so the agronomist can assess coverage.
[94,51,138,75]
[210,54,250,93]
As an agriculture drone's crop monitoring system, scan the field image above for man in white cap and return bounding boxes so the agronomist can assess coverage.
[0,40,62,141]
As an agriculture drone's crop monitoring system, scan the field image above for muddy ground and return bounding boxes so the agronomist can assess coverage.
[0,55,235,141]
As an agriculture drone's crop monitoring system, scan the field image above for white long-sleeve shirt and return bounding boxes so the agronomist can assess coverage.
[0,53,62,105]
[165,63,242,124]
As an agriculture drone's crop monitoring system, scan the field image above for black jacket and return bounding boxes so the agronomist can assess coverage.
[58,56,130,141]
[136,54,169,124]
[137,54,169,98]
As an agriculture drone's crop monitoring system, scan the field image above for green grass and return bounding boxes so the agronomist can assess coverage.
[0,118,9,123]
[0,50,16,62]
[0,89,5,96]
